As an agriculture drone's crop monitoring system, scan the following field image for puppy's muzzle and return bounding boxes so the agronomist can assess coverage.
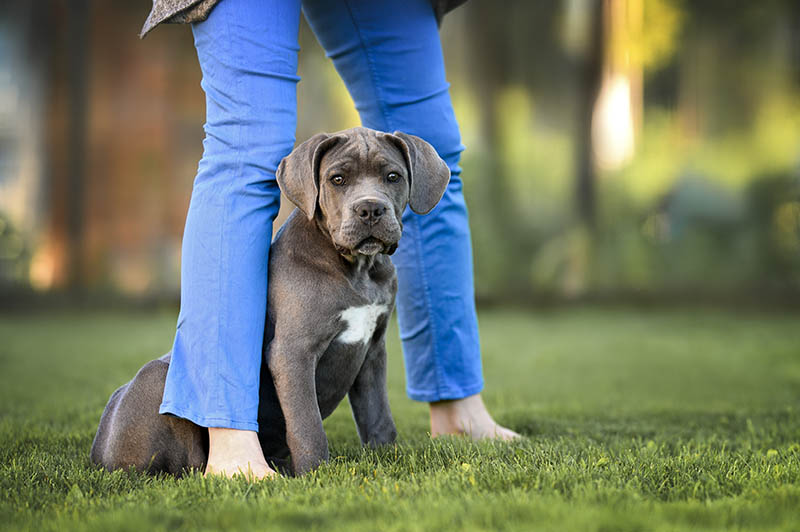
[353,198,389,226]
[342,197,399,256]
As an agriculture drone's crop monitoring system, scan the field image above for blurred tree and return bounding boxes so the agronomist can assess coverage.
[65,0,89,293]
[575,0,604,228]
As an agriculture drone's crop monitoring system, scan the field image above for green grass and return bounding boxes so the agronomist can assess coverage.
[1,306,799,531]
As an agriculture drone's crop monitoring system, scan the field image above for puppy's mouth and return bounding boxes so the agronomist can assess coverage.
[331,218,402,258]
[354,236,385,256]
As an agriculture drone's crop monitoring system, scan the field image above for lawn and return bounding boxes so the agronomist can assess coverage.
[1,306,799,531]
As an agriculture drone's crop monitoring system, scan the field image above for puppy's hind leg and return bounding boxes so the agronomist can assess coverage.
[90,354,207,476]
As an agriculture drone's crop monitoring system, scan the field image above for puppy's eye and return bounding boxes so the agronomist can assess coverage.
[387,172,400,183]
[330,175,345,186]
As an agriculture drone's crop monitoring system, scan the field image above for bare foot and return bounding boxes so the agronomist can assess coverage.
[429,393,520,441]
[204,427,276,480]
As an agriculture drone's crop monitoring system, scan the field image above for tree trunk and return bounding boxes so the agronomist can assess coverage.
[575,0,605,229]
[65,0,89,292]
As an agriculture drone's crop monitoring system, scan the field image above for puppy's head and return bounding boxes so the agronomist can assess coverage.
[277,127,450,257]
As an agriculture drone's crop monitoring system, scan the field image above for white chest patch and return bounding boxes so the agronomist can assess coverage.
[337,304,388,345]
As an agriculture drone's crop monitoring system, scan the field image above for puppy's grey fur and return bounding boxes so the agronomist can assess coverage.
[90,127,450,476]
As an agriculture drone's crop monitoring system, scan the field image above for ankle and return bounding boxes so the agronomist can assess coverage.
[429,401,463,435]
[208,426,261,446]
[429,394,489,435]
[207,428,268,465]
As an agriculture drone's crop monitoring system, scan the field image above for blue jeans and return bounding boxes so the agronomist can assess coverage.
[160,0,483,431]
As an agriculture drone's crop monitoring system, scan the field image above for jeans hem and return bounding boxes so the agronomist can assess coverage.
[159,402,259,431]
[406,380,484,403]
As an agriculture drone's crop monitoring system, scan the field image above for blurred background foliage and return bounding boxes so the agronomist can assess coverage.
[0,0,799,305]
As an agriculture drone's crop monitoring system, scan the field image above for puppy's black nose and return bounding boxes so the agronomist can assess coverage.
[354,199,387,225]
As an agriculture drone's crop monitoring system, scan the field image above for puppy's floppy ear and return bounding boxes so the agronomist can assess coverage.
[388,131,450,215]
[276,133,344,220]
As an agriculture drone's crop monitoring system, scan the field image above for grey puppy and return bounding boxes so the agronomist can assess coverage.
[90,127,450,476]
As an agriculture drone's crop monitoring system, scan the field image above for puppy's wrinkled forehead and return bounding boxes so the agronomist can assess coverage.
[319,131,407,177]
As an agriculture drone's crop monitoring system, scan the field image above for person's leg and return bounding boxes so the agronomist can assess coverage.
[162,0,303,477]
[302,0,517,439]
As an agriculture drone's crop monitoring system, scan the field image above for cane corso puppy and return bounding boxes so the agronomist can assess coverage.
[90,127,450,476]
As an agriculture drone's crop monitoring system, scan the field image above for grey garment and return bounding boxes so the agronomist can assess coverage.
[140,0,468,37]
